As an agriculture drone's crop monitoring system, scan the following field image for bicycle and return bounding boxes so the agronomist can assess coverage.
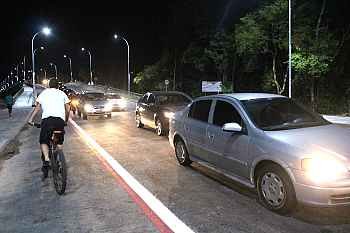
[29,122,67,195]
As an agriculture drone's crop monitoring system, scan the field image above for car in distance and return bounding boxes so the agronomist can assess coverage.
[105,93,127,111]
[136,91,192,136]
[77,92,112,120]
[169,93,350,214]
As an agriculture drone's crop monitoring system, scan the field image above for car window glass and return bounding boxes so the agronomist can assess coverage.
[156,94,191,105]
[189,100,211,122]
[140,95,148,103]
[213,100,242,127]
[148,94,155,104]
[85,93,106,101]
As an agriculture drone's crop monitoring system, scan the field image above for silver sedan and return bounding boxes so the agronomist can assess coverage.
[169,93,350,214]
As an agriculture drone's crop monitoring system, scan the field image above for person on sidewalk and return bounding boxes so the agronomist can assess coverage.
[4,94,14,117]
[28,79,70,180]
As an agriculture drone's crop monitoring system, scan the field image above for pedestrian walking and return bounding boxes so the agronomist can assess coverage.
[4,94,14,117]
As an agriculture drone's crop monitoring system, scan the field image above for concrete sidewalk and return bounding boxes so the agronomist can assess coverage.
[0,86,34,155]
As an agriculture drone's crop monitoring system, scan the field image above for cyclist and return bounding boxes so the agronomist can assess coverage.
[28,79,70,179]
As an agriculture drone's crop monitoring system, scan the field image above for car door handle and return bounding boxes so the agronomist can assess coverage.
[208,134,214,139]
[184,125,189,131]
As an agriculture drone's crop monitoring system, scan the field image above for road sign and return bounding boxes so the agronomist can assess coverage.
[202,81,222,93]
[165,80,169,85]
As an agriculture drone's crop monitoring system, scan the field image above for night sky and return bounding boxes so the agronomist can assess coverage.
[1,0,257,88]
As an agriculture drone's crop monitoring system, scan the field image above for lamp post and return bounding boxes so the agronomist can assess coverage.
[22,56,26,81]
[288,0,292,98]
[113,34,130,93]
[31,26,51,99]
[81,48,93,85]
[40,68,47,81]
[14,65,19,82]
[49,62,58,79]
[63,54,73,82]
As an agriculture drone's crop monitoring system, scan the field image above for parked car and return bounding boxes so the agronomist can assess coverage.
[77,92,112,120]
[169,93,350,214]
[105,93,127,111]
[136,91,192,136]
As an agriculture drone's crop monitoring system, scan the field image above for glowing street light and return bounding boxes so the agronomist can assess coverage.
[49,62,58,79]
[64,54,73,82]
[113,34,130,93]
[81,47,93,85]
[31,26,51,99]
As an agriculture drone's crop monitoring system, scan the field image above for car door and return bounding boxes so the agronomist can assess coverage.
[206,99,251,179]
[144,94,157,127]
[138,94,150,126]
[184,99,213,162]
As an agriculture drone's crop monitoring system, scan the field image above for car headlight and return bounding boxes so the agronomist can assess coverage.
[164,112,175,119]
[301,158,348,183]
[84,104,94,112]
[104,103,113,112]
[71,99,79,107]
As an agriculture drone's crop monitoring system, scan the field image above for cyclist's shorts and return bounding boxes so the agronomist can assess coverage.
[40,117,65,145]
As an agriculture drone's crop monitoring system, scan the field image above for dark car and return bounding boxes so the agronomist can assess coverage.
[77,92,112,120]
[135,91,192,136]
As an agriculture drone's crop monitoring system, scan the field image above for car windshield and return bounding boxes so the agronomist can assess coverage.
[156,94,191,105]
[85,93,106,101]
[106,94,121,99]
[241,98,330,131]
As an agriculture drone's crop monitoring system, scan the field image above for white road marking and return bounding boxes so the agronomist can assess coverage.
[69,119,195,233]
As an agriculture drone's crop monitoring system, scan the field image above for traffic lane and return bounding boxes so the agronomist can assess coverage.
[0,124,157,233]
[74,112,350,233]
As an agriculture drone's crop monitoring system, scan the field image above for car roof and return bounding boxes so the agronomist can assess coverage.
[200,93,287,101]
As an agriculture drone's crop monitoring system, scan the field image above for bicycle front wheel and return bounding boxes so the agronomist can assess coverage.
[52,149,67,195]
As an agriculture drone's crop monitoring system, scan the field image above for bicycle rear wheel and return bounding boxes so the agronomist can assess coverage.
[52,149,67,195]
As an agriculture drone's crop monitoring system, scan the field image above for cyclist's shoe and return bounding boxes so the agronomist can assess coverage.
[41,161,50,180]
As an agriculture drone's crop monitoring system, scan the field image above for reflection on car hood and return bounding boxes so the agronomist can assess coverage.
[265,124,350,160]
[159,105,188,112]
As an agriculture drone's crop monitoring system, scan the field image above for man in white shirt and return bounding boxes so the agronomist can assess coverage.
[28,79,70,179]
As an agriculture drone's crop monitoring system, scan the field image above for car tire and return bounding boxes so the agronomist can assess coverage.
[156,119,164,136]
[136,114,144,128]
[256,164,296,214]
[106,114,112,119]
[78,110,81,118]
[174,139,192,166]
[83,113,88,120]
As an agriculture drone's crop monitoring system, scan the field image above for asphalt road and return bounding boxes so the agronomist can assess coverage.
[71,101,350,233]
[0,117,157,233]
[1,99,350,233]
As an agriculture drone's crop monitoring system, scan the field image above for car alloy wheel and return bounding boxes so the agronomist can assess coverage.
[260,172,286,207]
[175,139,191,166]
[257,164,296,214]
[156,119,163,136]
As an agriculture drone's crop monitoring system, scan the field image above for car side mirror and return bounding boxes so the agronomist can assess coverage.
[222,123,242,132]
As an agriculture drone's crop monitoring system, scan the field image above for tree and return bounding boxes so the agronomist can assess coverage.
[235,0,289,94]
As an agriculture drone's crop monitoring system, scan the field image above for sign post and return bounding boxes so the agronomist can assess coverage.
[165,79,169,92]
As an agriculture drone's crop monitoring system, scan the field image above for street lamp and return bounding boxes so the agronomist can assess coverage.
[113,34,130,93]
[64,54,73,82]
[31,26,51,99]
[49,62,58,79]
[81,47,93,85]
